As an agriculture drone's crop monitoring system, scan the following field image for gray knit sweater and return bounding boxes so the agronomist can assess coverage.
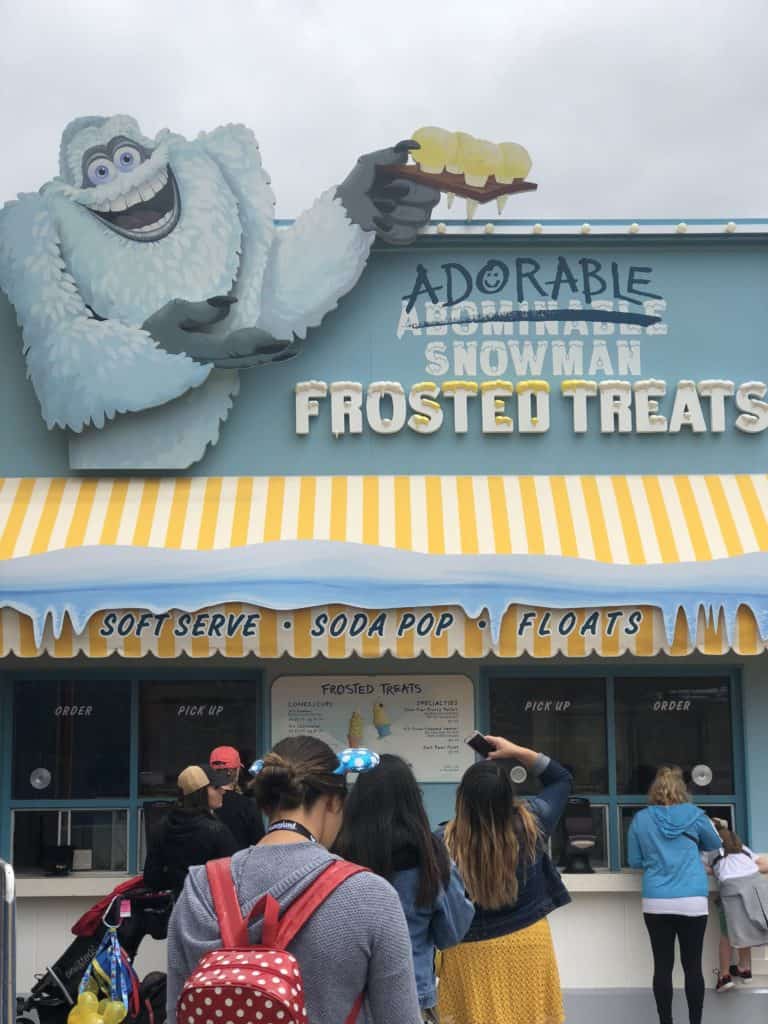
[166,843,422,1024]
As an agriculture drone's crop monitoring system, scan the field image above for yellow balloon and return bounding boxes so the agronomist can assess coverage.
[66,1007,81,1024]
[103,1001,127,1024]
[79,993,99,1009]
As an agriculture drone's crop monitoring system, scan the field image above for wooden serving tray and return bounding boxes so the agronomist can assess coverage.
[380,162,538,202]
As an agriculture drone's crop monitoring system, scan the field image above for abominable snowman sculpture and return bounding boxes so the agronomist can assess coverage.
[0,116,439,468]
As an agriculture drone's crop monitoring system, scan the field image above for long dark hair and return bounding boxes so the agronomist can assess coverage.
[445,760,540,909]
[250,735,347,816]
[335,754,450,907]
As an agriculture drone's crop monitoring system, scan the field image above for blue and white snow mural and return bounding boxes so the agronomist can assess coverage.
[0,116,438,469]
[4,541,768,650]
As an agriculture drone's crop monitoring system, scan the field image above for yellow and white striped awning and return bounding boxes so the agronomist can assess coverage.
[2,474,768,659]
[2,473,768,562]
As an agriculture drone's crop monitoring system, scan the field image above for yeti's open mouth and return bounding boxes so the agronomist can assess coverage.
[90,167,180,242]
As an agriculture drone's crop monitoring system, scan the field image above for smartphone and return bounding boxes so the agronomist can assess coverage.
[464,731,495,757]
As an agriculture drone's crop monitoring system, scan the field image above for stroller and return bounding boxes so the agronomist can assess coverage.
[17,878,173,1024]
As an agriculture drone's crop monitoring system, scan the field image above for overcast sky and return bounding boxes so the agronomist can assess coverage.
[2,0,767,220]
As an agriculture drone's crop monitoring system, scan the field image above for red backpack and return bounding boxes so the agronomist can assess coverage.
[177,858,367,1024]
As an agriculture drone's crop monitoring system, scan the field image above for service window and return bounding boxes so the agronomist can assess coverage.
[618,803,735,867]
[11,809,128,874]
[489,677,608,794]
[12,679,131,799]
[614,676,733,795]
[139,680,260,796]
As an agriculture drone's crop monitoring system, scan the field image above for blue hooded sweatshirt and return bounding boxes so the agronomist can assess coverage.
[628,804,721,899]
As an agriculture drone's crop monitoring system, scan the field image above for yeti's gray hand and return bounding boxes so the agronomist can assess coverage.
[207,329,301,370]
[336,140,440,246]
[142,295,238,357]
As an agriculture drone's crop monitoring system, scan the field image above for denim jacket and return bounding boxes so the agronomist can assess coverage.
[391,859,475,1009]
[439,755,572,944]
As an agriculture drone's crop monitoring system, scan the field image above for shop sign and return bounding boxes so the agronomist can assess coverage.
[652,699,691,711]
[1,603,751,660]
[271,674,475,783]
[0,115,536,470]
[515,608,643,638]
[98,608,456,641]
[53,705,93,716]
[176,704,224,717]
[523,700,572,712]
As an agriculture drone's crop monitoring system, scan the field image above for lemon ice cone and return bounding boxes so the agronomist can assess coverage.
[465,198,478,220]
[412,126,458,175]
[373,702,391,737]
[462,137,500,187]
[497,142,532,183]
[449,132,475,175]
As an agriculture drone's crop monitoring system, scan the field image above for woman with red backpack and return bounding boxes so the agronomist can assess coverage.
[165,736,422,1024]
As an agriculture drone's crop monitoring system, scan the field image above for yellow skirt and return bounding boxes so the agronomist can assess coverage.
[437,917,564,1024]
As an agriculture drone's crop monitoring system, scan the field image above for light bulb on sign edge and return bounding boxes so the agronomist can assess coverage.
[629,222,640,234]
[676,222,688,233]
[725,221,736,233]
[532,223,543,235]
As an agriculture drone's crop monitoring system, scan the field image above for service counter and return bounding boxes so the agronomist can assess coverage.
[14,871,768,993]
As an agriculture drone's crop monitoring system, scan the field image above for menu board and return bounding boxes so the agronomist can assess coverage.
[271,675,475,782]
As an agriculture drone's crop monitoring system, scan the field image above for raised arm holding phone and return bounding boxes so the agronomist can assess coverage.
[437,733,572,1024]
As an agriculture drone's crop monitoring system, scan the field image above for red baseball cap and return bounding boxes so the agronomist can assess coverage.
[209,746,243,770]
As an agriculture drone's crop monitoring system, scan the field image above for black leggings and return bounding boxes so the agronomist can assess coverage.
[643,914,708,1024]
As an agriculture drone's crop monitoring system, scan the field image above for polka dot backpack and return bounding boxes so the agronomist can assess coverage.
[178,858,367,1024]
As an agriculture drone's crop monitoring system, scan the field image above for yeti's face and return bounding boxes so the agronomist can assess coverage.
[80,136,180,242]
[56,115,181,243]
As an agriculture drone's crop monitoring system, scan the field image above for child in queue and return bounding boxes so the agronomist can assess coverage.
[706,818,768,992]
[335,753,474,1023]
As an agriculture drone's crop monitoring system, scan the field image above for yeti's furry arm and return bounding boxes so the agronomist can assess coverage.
[198,124,373,342]
[257,191,374,340]
[0,194,211,431]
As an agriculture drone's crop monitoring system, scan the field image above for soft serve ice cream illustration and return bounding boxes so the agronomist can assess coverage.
[347,710,364,748]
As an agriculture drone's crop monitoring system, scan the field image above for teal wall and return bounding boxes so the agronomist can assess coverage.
[2,235,768,477]
[742,660,768,850]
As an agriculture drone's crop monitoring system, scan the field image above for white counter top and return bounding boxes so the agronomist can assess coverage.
[16,874,135,898]
[17,867,748,899]
[15,872,648,898]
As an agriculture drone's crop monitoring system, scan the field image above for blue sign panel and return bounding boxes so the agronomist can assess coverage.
[3,234,767,477]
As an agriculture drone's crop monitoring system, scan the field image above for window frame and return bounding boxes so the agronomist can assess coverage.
[1,667,266,873]
[481,664,746,871]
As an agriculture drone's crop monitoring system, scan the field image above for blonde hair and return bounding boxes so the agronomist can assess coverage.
[444,761,541,910]
[648,765,689,806]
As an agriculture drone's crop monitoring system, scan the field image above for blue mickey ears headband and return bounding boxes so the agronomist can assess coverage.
[249,747,380,778]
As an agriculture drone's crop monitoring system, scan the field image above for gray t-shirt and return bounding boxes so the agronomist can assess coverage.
[166,843,421,1024]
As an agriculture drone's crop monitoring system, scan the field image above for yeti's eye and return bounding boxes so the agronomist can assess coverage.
[86,157,116,187]
[114,145,142,173]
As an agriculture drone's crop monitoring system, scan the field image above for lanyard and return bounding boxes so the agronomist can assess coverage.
[266,819,318,844]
